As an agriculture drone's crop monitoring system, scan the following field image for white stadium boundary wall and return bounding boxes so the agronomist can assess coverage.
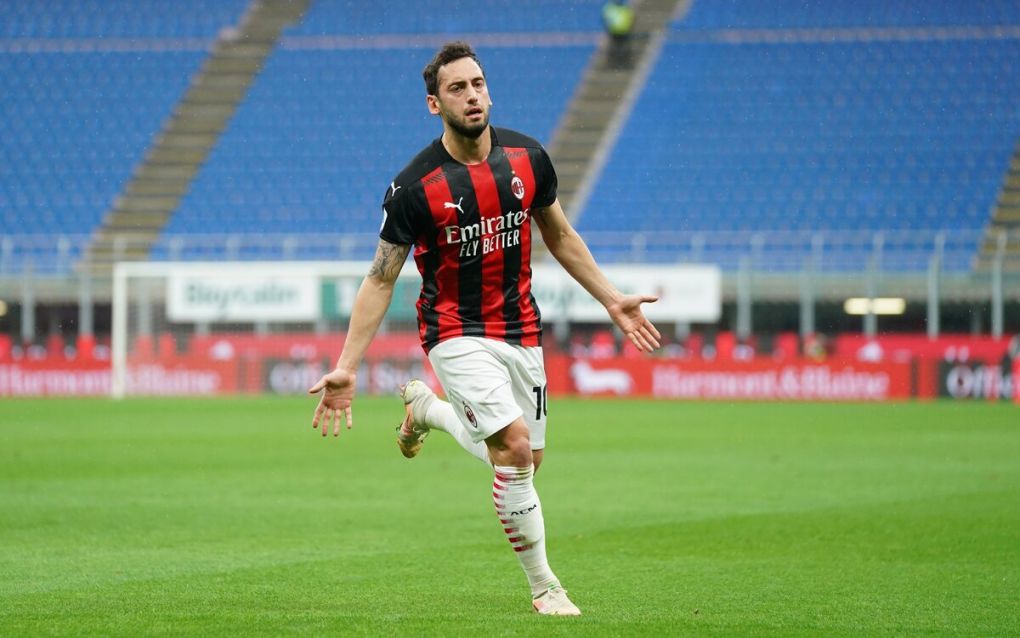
[110,260,722,398]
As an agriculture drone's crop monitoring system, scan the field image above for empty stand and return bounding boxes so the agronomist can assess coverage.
[0,0,249,273]
[580,0,1020,271]
[85,0,310,270]
[978,141,1020,270]
[287,0,605,35]
[3,0,1018,277]
[0,0,249,39]
[153,43,593,259]
[0,51,204,238]
[674,0,1020,30]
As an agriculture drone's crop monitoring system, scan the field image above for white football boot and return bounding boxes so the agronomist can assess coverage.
[532,586,581,616]
[395,379,437,459]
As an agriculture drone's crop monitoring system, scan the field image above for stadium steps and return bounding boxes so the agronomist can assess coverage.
[974,143,1020,272]
[80,0,310,273]
[546,0,687,218]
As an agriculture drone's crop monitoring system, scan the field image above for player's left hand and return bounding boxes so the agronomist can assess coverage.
[607,294,662,352]
[308,368,357,437]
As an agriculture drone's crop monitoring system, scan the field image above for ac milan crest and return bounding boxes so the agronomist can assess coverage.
[511,175,525,200]
[463,402,478,428]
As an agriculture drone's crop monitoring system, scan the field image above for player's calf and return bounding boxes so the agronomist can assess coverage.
[493,463,570,611]
[493,464,545,551]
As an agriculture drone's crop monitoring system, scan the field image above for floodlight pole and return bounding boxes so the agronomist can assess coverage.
[20,261,35,345]
[991,230,1006,339]
[927,233,943,339]
[736,256,752,341]
[864,233,883,338]
[799,257,815,338]
[111,263,128,399]
[78,269,93,338]
[799,233,823,338]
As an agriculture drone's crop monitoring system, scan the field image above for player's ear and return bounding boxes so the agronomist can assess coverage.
[426,94,441,115]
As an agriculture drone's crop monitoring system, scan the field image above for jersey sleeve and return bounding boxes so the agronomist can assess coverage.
[379,183,420,245]
[532,146,559,209]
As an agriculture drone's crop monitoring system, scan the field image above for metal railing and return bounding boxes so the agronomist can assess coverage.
[1,228,1014,276]
[0,228,1017,347]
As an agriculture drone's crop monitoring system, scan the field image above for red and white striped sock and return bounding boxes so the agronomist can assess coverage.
[493,464,559,596]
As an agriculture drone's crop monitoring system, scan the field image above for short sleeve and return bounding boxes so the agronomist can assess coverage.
[379,183,419,245]
[532,146,558,209]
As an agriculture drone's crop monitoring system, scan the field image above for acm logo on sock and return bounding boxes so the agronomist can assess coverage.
[510,503,539,517]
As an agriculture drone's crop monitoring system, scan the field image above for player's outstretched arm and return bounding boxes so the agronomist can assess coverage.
[534,199,661,352]
[307,239,411,437]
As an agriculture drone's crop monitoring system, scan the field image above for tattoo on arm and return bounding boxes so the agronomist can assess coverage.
[367,240,411,282]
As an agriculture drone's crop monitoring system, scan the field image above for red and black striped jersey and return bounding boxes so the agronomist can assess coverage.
[379,127,557,353]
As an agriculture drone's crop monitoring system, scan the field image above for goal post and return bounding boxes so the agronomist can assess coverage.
[110,260,422,399]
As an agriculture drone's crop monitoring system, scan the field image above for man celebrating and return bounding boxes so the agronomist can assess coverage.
[309,41,660,616]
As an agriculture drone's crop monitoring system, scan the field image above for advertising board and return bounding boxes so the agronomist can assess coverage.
[166,266,320,322]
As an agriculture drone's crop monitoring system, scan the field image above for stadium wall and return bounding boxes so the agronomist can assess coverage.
[2,332,1016,402]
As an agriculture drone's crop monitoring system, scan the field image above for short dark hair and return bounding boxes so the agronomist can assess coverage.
[423,41,484,96]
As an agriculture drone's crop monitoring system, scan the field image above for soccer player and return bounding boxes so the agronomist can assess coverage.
[308,41,661,616]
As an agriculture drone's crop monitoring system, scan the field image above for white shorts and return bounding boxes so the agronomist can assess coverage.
[427,337,548,449]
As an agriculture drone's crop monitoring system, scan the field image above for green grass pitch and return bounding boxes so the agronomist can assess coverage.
[1,397,1018,636]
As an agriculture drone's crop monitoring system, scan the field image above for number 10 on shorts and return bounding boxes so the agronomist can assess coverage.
[532,385,548,421]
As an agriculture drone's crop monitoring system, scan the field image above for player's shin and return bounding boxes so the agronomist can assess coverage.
[492,464,559,596]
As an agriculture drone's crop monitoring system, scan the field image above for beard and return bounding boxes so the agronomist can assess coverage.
[444,110,489,139]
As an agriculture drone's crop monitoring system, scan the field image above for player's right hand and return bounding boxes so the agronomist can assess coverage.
[607,294,662,352]
[308,368,357,437]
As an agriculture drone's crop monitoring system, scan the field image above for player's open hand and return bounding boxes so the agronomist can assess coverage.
[607,294,662,352]
[308,368,357,437]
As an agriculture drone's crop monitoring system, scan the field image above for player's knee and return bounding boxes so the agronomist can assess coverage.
[486,422,533,467]
[509,435,533,465]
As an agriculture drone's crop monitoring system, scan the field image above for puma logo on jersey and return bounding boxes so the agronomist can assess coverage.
[444,197,465,215]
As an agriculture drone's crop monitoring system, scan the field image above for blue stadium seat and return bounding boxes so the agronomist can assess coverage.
[0,1,247,271]
[287,0,605,35]
[0,0,248,39]
[0,51,205,239]
[580,26,1020,271]
[673,0,1020,30]
[157,44,594,256]
[4,0,1017,274]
